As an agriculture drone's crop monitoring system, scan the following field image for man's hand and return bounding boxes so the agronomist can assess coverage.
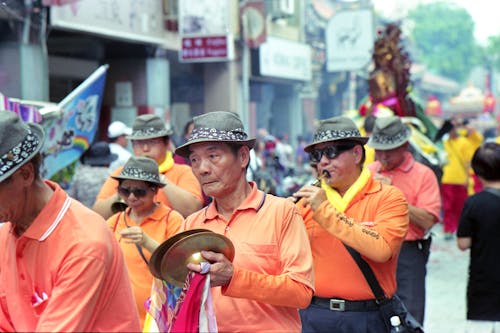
[373,173,392,185]
[293,185,327,211]
[186,250,234,287]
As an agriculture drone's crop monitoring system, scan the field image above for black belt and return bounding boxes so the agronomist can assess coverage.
[311,296,380,312]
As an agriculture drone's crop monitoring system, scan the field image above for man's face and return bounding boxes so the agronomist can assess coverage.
[132,137,168,164]
[0,165,31,224]
[375,144,407,171]
[309,141,361,190]
[188,142,249,198]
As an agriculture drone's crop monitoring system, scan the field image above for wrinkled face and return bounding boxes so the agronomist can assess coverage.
[188,142,249,198]
[310,141,363,192]
[118,179,156,212]
[375,144,406,171]
[132,137,169,164]
[0,163,33,225]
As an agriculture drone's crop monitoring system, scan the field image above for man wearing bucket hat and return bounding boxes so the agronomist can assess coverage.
[107,156,183,328]
[175,111,314,332]
[0,110,140,332]
[292,115,409,332]
[94,114,203,219]
[367,116,441,326]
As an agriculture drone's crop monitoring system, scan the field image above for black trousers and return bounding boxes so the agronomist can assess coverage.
[396,237,432,325]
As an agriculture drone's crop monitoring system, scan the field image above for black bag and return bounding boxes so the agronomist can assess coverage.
[344,245,424,333]
[378,295,424,333]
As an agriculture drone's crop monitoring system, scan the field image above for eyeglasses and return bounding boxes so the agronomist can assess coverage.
[132,138,165,147]
[118,186,152,198]
[309,144,356,163]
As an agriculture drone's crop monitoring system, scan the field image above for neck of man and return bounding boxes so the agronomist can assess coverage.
[215,180,252,219]
[130,202,158,223]
[482,179,500,189]
[14,179,53,237]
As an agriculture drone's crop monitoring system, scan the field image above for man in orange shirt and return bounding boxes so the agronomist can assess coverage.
[93,114,203,219]
[0,110,140,332]
[367,116,441,326]
[175,111,315,332]
[293,116,409,332]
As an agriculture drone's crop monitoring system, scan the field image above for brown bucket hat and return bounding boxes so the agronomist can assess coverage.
[0,110,45,182]
[367,116,411,150]
[126,114,173,140]
[175,111,256,158]
[304,116,368,153]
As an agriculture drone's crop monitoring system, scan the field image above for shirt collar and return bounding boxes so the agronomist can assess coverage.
[203,182,264,222]
[23,180,70,240]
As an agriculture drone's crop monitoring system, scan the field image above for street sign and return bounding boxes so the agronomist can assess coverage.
[326,9,374,72]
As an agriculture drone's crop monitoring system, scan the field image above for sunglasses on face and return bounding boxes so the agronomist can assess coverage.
[118,186,152,198]
[309,144,356,163]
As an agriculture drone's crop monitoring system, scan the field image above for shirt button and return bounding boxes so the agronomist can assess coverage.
[20,274,25,280]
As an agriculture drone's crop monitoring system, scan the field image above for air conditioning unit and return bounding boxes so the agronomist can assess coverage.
[270,0,295,18]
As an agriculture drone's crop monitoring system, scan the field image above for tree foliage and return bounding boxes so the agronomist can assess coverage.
[485,35,500,71]
[406,2,480,83]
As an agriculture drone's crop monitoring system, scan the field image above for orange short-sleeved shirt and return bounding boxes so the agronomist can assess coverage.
[297,176,408,299]
[97,163,203,206]
[107,204,183,327]
[368,152,441,240]
[0,181,140,332]
[183,183,314,333]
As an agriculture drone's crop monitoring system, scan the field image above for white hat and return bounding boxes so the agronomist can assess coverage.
[108,121,132,139]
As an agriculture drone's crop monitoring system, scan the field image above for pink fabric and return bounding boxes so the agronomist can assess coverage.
[171,272,205,333]
[441,183,468,233]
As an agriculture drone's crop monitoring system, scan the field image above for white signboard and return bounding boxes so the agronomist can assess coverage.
[50,0,177,48]
[326,9,374,72]
[178,0,234,62]
[259,37,312,81]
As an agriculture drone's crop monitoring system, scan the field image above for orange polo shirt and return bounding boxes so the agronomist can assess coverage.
[97,163,203,207]
[107,203,183,327]
[183,182,314,333]
[367,151,441,240]
[297,176,408,300]
[0,181,140,332]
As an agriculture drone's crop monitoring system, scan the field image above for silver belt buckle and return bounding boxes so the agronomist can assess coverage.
[329,299,345,311]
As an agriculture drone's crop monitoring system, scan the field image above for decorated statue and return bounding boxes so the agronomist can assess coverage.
[359,22,447,181]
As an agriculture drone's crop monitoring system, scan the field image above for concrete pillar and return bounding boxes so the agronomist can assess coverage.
[204,61,239,114]
[0,42,48,101]
[146,58,170,121]
[20,43,49,101]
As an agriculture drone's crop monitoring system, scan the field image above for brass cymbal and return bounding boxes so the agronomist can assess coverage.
[149,229,210,279]
[160,231,235,287]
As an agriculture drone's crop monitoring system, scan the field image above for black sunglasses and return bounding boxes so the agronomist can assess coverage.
[309,144,356,163]
[118,186,152,198]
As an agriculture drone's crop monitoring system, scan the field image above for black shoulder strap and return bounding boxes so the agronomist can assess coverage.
[344,244,387,302]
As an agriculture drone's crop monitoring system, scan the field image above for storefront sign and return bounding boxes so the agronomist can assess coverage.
[326,9,374,72]
[259,37,311,81]
[180,36,233,62]
[178,0,234,62]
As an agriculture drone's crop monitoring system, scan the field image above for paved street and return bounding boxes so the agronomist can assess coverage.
[424,224,469,333]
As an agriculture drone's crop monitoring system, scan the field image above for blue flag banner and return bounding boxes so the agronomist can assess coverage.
[41,65,108,179]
